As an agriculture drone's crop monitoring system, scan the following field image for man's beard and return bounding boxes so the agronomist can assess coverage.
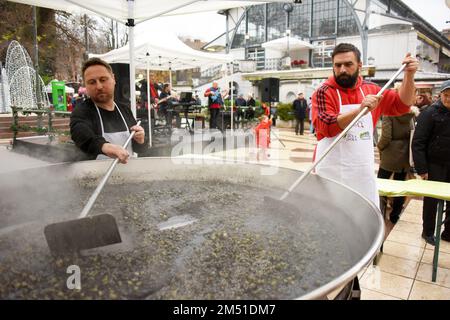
[93,92,113,104]
[334,69,359,88]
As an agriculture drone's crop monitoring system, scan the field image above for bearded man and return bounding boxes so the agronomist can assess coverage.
[311,43,418,207]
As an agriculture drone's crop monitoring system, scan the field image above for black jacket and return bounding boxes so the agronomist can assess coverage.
[412,100,450,174]
[293,98,307,119]
[70,98,147,159]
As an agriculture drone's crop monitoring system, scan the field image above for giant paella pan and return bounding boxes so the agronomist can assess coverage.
[0,157,383,299]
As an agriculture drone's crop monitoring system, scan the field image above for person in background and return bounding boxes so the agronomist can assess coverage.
[204,81,227,130]
[412,80,450,246]
[377,108,417,223]
[293,92,308,135]
[261,103,270,117]
[70,95,76,112]
[149,74,161,107]
[247,93,256,107]
[270,106,277,126]
[415,94,432,113]
[159,83,180,129]
[234,93,247,129]
[70,58,146,163]
[194,94,202,106]
[246,93,256,120]
[255,114,272,160]
[66,94,73,112]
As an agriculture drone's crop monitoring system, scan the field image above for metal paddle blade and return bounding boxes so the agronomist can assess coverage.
[44,214,122,254]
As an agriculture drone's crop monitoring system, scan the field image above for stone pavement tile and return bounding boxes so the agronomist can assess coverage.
[382,240,424,262]
[409,280,450,300]
[394,220,423,234]
[376,254,419,278]
[422,249,450,269]
[415,262,450,288]
[360,268,414,300]
[386,229,426,248]
[426,240,450,254]
[361,288,401,300]
[399,213,423,224]
[403,199,423,215]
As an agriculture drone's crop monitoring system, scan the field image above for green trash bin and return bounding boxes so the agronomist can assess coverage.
[52,81,66,111]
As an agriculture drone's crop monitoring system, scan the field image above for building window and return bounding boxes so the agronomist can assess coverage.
[267,3,286,41]
[232,11,247,49]
[312,0,337,38]
[231,1,360,49]
[246,47,266,70]
[290,0,312,39]
[247,5,266,45]
[312,39,336,68]
[338,0,359,37]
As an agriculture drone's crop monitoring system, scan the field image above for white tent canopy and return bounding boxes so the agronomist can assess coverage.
[89,31,232,71]
[262,36,315,52]
[90,31,233,148]
[8,0,294,116]
[8,1,289,24]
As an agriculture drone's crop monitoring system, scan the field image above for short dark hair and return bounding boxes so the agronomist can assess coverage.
[332,43,361,63]
[82,58,113,78]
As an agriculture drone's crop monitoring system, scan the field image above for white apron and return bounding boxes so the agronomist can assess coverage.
[95,103,134,160]
[315,88,379,208]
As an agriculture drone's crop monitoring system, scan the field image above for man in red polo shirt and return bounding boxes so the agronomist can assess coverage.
[312,43,418,207]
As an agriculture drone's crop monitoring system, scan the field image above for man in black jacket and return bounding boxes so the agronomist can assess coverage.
[412,80,450,245]
[293,92,308,135]
[70,58,146,163]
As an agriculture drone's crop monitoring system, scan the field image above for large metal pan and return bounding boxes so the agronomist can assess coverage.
[0,157,384,300]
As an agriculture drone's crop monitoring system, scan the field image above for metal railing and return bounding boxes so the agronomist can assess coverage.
[10,106,71,145]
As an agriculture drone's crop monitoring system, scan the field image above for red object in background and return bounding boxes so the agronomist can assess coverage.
[255,117,272,148]
[262,103,270,116]
[66,94,73,112]
[78,87,87,95]
[291,59,307,66]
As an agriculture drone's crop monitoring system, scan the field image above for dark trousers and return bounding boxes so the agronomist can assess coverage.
[422,162,450,237]
[377,168,407,217]
[233,109,245,129]
[295,117,305,135]
[209,108,220,129]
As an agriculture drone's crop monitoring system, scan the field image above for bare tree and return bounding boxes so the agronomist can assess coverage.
[100,18,128,51]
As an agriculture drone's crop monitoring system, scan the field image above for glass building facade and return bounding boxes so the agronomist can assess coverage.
[231,0,361,68]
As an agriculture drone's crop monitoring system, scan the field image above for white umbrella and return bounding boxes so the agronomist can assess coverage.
[90,31,232,70]
[262,36,315,51]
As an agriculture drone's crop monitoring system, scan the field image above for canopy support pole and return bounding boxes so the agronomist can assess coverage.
[169,61,172,87]
[146,53,152,147]
[127,0,136,117]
